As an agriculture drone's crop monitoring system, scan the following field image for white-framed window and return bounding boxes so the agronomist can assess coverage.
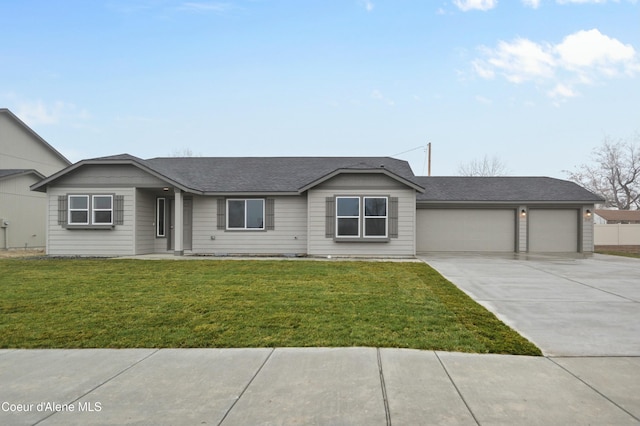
[156,197,166,237]
[92,195,113,225]
[363,197,388,238]
[336,197,360,237]
[227,199,265,230]
[335,196,388,238]
[68,195,90,225]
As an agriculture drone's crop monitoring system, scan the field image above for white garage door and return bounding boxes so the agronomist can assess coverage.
[529,209,579,252]
[417,209,516,252]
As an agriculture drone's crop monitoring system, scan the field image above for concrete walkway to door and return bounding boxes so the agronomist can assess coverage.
[419,253,640,357]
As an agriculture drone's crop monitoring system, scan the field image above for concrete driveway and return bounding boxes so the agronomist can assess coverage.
[420,253,640,356]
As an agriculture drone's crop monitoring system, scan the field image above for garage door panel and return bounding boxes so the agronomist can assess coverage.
[529,209,578,252]
[417,209,516,252]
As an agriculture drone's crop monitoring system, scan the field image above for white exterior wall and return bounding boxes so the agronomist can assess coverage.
[47,187,135,256]
[191,195,308,255]
[307,174,416,257]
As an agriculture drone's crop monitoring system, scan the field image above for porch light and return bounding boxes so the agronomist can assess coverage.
[585,209,592,217]
[520,209,527,217]
[163,187,170,192]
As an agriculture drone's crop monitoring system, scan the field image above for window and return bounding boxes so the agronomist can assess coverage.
[227,199,265,230]
[68,195,89,225]
[364,197,387,237]
[336,197,360,237]
[66,194,116,226]
[156,198,166,237]
[93,195,113,225]
[335,196,388,239]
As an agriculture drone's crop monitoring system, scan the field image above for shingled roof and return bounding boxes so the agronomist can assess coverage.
[31,154,604,204]
[144,156,420,193]
[31,155,422,193]
[0,169,45,181]
[414,176,604,203]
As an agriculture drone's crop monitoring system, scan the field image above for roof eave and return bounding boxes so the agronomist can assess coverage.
[30,158,199,194]
[298,168,425,193]
[416,199,602,206]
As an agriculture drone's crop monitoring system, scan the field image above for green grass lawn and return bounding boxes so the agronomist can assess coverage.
[0,259,541,355]
[596,250,640,259]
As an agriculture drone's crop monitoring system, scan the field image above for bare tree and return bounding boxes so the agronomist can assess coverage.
[169,148,200,157]
[565,133,640,209]
[458,155,509,176]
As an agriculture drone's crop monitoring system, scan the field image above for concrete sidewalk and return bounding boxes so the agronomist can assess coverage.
[1,348,639,425]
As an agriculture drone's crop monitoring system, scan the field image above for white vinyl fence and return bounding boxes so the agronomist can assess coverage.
[594,224,640,245]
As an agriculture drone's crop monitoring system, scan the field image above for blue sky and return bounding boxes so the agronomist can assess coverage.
[1,0,639,177]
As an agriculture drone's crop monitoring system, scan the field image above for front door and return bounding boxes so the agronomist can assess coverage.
[168,198,193,251]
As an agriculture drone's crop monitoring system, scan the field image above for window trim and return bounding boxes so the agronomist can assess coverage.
[335,196,361,238]
[65,193,117,229]
[68,195,90,225]
[334,195,389,242]
[363,196,388,238]
[226,198,266,231]
[156,197,166,237]
[92,195,113,225]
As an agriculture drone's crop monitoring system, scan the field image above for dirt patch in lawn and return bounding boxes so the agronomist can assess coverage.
[0,249,45,259]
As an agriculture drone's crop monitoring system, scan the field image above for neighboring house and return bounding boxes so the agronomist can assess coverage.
[594,209,640,224]
[0,108,71,249]
[31,154,603,257]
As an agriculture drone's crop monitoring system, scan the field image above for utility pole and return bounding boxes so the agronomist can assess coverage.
[427,142,432,176]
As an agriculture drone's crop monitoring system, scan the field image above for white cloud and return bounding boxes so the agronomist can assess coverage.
[14,99,90,126]
[453,0,498,11]
[177,2,234,13]
[556,0,607,3]
[370,89,395,106]
[548,83,578,98]
[359,0,374,12]
[522,0,541,8]
[483,38,556,83]
[555,29,636,72]
[475,95,493,104]
[472,29,639,99]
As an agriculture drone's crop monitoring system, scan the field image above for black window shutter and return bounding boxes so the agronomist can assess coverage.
[217,198,226,230]
[389,197,399,238]
[114,195,125,225]
[325,197,335,238]
[58,195,68,225]
[266,198,275,230]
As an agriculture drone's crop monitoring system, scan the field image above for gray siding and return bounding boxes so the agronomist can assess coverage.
[53,165,168,188]
[518,205,527,252]
[581,205,595,253]
[134,189,157,255]
[47,187,135,256]
[191,195,308,255]
[0,113,69,176]
[307,174,416,257]
[1,112,69,250]
[0,174,47,248]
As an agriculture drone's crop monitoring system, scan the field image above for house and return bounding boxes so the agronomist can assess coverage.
[30,154,603,257]
[594,209,640,224]
[0,108,71,249]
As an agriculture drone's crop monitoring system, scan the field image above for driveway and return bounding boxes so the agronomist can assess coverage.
[419,253,640,356]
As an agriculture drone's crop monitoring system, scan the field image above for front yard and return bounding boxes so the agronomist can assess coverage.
[0,258,541,355]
